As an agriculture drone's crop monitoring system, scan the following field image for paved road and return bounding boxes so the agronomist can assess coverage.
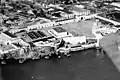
[1,49,120,80]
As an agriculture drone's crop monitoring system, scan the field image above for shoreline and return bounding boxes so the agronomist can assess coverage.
[1,49,120,80]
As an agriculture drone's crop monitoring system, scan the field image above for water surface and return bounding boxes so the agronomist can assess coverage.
[1,49,120,80]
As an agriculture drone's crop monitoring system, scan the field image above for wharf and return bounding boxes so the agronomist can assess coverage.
[100,33,120,71]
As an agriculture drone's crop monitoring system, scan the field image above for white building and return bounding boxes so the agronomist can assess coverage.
[48,27,72,38]
[62,36,87,47]
[27,21,56,31]
[72,6,91,16]
[110,2,120,8]
[0,32,18,54]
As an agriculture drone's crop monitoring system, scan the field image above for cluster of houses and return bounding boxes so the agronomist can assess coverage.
[24,6,95,32]
[1,0,120,64]
[0,24,99,64]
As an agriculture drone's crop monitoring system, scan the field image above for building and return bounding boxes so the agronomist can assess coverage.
[0,41,16,54]
[0,32,18,54]
[3,31,17,39]
[62,36,87,47]
[26,30,47,41]
[11,38,30,49]
[72,6,91,16]
[48,27,72,38]
[95,12,120,26]
[27,21,55,31]
[110,2,120,8]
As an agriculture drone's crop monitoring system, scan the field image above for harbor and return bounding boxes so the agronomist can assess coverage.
[1,49,120,80]
[1,0,120,80]
[1,18,120,80]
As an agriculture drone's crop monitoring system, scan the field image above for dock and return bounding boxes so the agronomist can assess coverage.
[100,33,120,71]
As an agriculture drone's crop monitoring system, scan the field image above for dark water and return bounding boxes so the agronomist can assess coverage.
[1,49,120,80]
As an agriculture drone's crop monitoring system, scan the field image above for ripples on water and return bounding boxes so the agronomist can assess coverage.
[1,49,120,80]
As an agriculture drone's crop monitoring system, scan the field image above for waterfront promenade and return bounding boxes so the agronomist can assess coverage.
[100,33,120,72]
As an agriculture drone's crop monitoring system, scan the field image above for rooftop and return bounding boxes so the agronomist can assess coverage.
[72,6,89,13]
[0,32,13,42]
[0,42,15,53]
[53,27,67,33]
[3,31,17,38]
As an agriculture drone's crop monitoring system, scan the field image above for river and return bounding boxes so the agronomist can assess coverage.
[1,49,120,80]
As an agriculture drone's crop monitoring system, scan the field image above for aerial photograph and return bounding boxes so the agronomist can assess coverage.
[1,0,120,80]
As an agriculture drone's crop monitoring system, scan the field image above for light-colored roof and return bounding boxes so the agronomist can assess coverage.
[111,2,120,8]
[0,42,15,53]
[0,33,12,42]
[63,36,86,45]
